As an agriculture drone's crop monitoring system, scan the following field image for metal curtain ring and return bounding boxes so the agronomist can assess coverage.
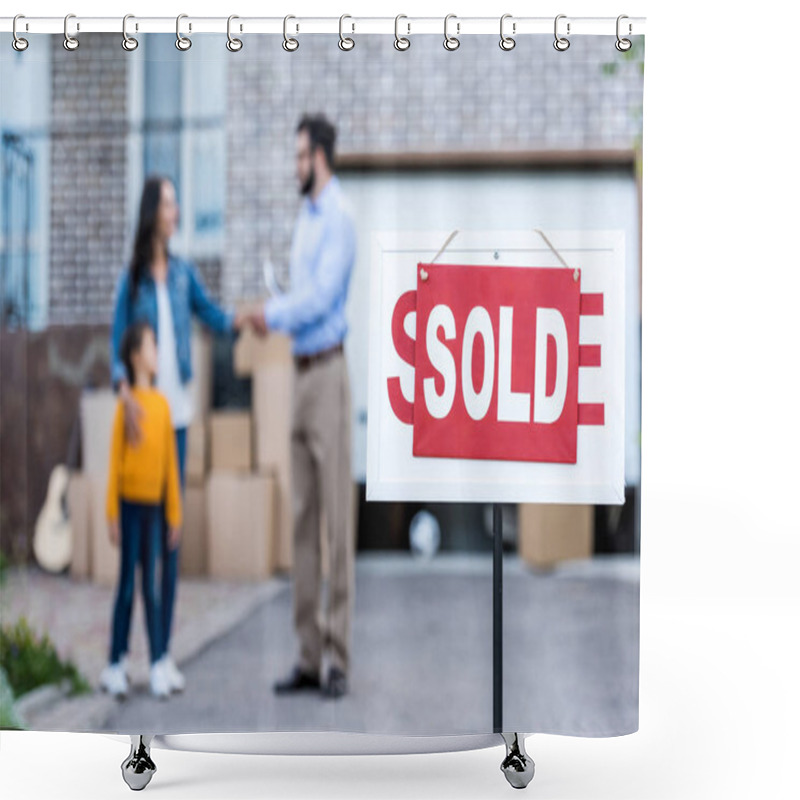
[12,14,29,51]
[176,13,192,50]
[227,15,243,51]
[283,15,299,51]
[63,13,79,51]
[553,14,570,51]
[499,13,516,51]
[615,14,632,52]
[443,14,460,51]
[339,14,355,51]
[122,14,138,51]
[394,14,410,51]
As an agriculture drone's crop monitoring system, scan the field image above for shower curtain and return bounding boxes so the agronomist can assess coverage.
[0,27,644,741]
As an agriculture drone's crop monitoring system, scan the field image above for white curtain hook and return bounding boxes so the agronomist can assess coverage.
[227,14,243,52]
[283,15,299,52]
[444,13,460,51]
[63,13,79,51]
[176,13,192,51]
[122,14,138,51]
[394,14,410,51]
[339,14,355,51]
[554,14,570,51]
[500,14,516,51]
[12,14,29,52]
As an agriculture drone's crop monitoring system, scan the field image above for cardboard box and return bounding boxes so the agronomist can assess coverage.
[234,327,292,377]
[186,417,208,484]
[67,472,93,581]
[90,476,119,587]
[80,388,117,477]
[206,471,277,581]
[518,504,594,570]
[209,410,252,472]
[189,325,213,418]
[180,483,207,577]
[252,364,293,570]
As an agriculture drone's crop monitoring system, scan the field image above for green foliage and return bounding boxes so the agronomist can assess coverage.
[0,664,26,730]
[0,616,91,700]
[0,549,8,587]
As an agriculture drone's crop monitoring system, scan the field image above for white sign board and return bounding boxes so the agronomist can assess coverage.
[366,230,626,504]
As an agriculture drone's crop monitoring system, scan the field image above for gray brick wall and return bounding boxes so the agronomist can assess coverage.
[49,34,128,325]
[225,33,644,302]
[43,32,643,320]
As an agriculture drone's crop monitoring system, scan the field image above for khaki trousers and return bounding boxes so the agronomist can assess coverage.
[291,350,354,676]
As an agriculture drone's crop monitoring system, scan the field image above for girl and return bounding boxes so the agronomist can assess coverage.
[109,175,254,692]
[100,321,182,700]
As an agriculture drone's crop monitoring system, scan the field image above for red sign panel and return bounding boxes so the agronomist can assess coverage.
[410,263,581,463]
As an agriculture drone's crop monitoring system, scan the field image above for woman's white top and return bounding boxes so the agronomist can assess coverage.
[155,280,193,429]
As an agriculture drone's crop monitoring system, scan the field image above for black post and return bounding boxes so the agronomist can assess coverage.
[493,502,503,734]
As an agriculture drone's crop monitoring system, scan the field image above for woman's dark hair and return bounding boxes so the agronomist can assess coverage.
[120,320,154,386]
[297,114,336,169]
[129,175,170,300]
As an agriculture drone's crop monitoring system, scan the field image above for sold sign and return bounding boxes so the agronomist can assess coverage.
[387,263,604,464]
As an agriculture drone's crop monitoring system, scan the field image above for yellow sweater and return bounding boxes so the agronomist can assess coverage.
[106,386,182,529]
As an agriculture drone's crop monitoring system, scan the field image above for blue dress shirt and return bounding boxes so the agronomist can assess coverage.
[264,176,356,356]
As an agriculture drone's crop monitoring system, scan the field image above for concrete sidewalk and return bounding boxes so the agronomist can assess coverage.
[103,553,640,737]
[1,565,289,731]
[3,553,640,736]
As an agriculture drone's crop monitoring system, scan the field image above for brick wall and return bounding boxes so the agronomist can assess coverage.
[225,34,644,300]
[48,34,128,325]
[43,32,643,317]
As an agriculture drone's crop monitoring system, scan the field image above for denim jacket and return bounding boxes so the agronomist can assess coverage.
[110,254,234,389]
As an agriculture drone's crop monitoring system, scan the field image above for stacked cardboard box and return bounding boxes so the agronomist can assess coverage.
[209,410,252,472]
[66,472,92,581]
[234,326,295,573]
[206,471,277,580]
[517,504,594,570]
[180,326,212,577]
[198,322,282,580]
[78,388,119,586]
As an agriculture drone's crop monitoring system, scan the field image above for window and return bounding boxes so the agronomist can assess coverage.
[0,47,51,330]
[129,34,226,260]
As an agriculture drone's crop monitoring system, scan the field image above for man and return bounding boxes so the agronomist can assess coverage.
[254,114,356,699]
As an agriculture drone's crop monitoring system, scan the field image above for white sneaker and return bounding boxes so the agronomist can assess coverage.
[162,653,186,693]
[149,658,171,700]
[100,662,128,699]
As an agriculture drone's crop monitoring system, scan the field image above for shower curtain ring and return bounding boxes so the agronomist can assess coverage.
[227,15,243,51]
[63,13,79,51]
[615,15,632,52]
[394,15,410,51]
[12,15,29,51]
[122,14,138,51]
[554,14,570,51]
[283,15,299,51]
[499,14,516,51]
[339,14,355,50]
[444,14,460,51]
[176,13,192,50]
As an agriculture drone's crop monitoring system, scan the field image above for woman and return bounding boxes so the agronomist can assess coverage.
[110,175,249,694]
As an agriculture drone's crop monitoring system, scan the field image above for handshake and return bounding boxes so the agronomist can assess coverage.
[233,302,269,337]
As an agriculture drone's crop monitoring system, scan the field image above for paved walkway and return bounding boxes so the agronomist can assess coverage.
[1,565,287,731]
[3,554,639,736]
[102,554,639,737]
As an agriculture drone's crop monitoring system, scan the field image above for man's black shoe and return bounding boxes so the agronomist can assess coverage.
[273,665,321,694]
[321,666,347,699]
